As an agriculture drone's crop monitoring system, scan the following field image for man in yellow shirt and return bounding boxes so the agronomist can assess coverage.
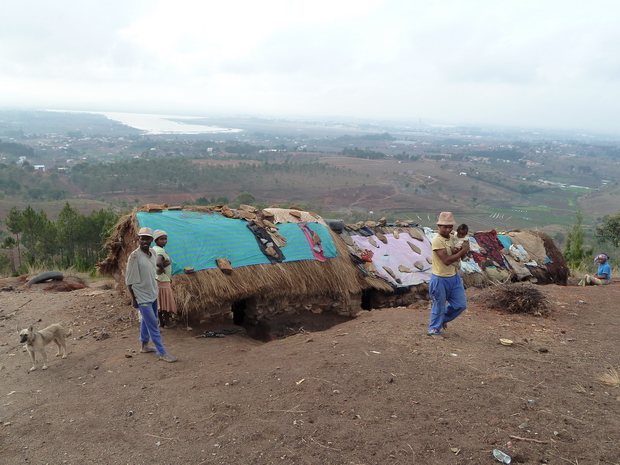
[428,212,470,338]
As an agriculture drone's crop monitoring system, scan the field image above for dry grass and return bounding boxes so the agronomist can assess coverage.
[596,368,620,388]
[25,264,92,283]
[487,282,550,316]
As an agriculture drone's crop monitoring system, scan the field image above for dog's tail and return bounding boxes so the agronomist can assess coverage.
[65,328,73,337]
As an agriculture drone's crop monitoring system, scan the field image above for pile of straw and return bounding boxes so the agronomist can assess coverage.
[488,282,550,316]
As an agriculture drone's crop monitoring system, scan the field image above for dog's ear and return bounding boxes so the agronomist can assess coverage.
[28,325,34,332]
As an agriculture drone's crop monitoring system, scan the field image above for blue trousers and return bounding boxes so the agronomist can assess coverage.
[138,300,166,355]
[429,274,467,333]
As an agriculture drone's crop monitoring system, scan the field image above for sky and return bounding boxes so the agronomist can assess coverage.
[2,0,619,133]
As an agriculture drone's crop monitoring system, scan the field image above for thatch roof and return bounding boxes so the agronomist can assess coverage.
[97,206,391,320]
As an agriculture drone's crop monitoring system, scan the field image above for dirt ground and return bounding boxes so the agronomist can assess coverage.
[1,275,620,465]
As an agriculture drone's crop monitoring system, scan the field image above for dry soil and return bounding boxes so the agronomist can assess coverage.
[1,275,620,465]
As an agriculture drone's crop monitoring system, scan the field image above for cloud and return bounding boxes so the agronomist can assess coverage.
[1,0,620,132]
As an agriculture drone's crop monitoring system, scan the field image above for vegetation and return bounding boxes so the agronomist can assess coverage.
[2,203,119,275]
[68,158,344,196]
[563,211,592,268]
[0,140,35,158]
[595,211,620,248]
[340,148,386,159]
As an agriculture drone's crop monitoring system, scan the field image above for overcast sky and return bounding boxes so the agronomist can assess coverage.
[2,0,618,133]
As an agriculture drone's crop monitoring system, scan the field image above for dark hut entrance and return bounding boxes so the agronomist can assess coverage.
[232,300,247,325]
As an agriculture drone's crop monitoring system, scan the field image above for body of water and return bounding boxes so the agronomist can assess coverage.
[97,111,242,135]
[48,110,242,135]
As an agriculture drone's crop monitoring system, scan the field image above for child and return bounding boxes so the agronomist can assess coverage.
[152,229,179,328]
[449,224,470,273]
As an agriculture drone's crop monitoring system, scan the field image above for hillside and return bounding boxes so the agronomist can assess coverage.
[2,110,620,237]
[2,275,620,463]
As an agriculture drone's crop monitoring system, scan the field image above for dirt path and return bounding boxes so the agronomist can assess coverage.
[1,277,620,464]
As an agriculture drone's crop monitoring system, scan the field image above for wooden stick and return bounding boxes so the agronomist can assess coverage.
[145,433,177,440]
[509,435,548,444]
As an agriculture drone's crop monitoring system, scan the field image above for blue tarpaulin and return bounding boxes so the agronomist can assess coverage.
[136,211,338,275]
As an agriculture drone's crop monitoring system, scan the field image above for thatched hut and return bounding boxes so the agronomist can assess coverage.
[338,222,568,304]
[97,205,392,325]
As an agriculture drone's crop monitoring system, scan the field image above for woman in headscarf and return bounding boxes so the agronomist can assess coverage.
[579,254,611,286]
[152,229,178,328]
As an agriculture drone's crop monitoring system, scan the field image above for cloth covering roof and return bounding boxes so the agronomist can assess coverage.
[136,210,337,274]
[507,230,548,265]
[351,233,432,286]
[472,230,508,268]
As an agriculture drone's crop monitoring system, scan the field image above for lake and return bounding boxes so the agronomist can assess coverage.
[46,109,242,135]
[96,111,242,135]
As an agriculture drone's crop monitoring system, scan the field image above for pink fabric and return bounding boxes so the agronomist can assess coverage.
[298,223,327,262]
[157,281,177,313]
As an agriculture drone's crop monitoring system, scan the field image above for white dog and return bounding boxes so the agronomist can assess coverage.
[19,324,72,371]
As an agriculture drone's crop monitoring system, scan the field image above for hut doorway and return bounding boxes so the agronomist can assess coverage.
[361,290,373,310]
[232,300,247,325]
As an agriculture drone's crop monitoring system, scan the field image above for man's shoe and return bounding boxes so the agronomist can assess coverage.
[159,353,177,363]
[140,343,156,353]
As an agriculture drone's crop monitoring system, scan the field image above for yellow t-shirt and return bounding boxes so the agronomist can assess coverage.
[432,234,456,277]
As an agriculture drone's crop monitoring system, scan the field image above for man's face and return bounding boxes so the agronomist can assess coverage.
[438,224,453,238]
[138,235,152,251]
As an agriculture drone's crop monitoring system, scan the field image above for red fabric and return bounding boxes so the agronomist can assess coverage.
[472,229,507,268]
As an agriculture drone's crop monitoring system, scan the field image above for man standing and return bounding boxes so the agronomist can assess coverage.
[125,227,177,362]
[428,212,470,339]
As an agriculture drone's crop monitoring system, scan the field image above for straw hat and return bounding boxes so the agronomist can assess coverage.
[437,211,456,226]
[138,227,153,238]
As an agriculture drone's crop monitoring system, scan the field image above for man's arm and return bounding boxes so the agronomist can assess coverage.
[436,241,469,266]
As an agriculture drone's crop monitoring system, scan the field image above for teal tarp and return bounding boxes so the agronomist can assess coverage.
[137,211,338,275]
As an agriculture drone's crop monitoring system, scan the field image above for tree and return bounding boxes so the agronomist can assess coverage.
[5,206,23,268]
[595,211,620,248]
[57,202,81,265]
[2,236,18,274]
[564,211,592,267]
[235,191,255,206]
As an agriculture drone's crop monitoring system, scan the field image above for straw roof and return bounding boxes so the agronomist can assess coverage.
[97,206,387,320]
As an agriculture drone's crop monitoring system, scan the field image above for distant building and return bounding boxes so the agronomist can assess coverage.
[33,165,46,172]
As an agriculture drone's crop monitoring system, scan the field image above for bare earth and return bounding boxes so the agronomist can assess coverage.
[1,276,620,465]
